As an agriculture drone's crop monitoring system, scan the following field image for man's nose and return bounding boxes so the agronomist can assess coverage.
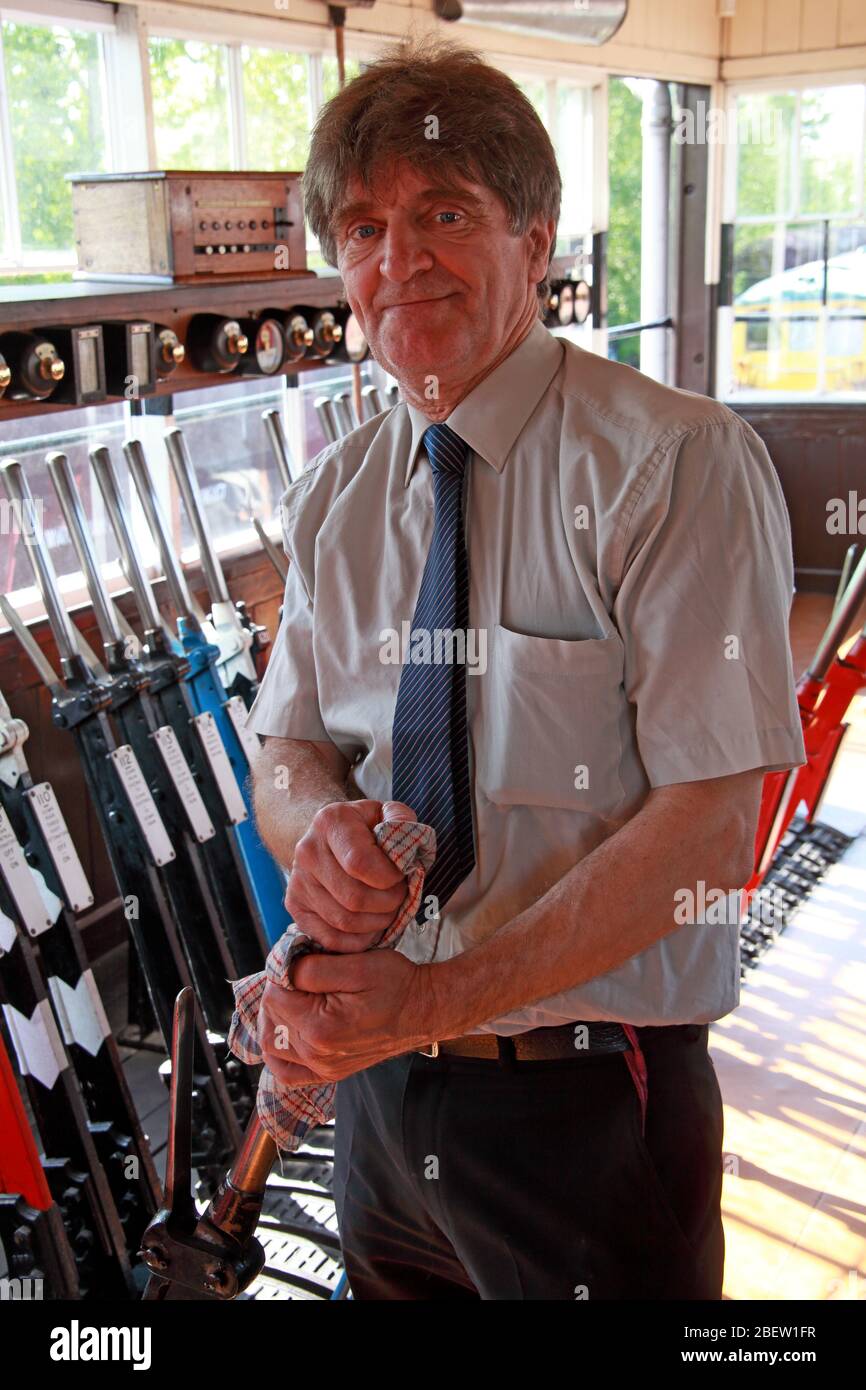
[378,225,435,284]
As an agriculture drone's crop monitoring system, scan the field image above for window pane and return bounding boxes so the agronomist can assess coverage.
[293,362,376,460]
[787,317,818,352]
[827,223,866,314]
[731,222,826,393]
[826,224,866,389]
[514,76,547,123]
[733,221,825,310]
[170,378,300,556]
[556,82,592,253]
[2,20,109,254]
[800,85,863,216]
[826,318,864,359]
[0,404,127,602]
[242,47,310,170]
[322,55,360,102]
[735,92,795,218]
[149,38,231,170]
[607,77,643,365]
[165,370,370,557]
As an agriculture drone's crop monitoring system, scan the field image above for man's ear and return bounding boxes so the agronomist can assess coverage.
[527,216,557,281]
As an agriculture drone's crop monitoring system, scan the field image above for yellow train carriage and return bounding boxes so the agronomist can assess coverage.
[732,245,866,391]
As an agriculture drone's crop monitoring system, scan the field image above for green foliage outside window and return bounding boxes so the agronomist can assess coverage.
[148,37,231,170]
[2,19,108,254]
[606,78,643,366]
[242,47,311,171]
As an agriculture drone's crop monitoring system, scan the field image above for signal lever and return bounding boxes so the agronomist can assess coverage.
[140,988,276,1300]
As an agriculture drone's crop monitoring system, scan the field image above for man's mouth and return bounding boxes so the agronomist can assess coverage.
[382,294,456,310]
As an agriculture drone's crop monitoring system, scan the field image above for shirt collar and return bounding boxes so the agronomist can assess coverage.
[402,317,564,486]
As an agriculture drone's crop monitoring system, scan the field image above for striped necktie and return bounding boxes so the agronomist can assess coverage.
[391,422,476,927]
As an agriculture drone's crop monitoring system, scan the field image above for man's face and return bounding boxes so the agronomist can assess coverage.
[333,161,553,397]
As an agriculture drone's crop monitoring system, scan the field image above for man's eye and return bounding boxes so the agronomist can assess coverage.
[352,224,377,240]
[436,211,462,225]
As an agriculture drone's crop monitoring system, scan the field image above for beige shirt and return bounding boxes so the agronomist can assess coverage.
[247,316,807,1030]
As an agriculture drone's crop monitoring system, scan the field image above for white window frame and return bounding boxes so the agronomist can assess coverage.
[722,70,866,228]
[0,0,121,273]
[488,55,606,353]
[141,3,368,176]
[718,68,866,403]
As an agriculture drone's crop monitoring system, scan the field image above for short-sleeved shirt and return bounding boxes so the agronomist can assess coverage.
[246,316,807,1030]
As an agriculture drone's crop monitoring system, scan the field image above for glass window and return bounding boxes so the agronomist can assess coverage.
[800,85,864,217]
[161,367,376,559]
[514,76,547,124]
[507,70,596,349]
[167,378,289,557]
[555,82,592,256]
[734,92,795,219]
[322,54,360,102]
[745,319,769,351]
[826,317,864,360]
[148,37,231,170]
[788,317,819,352]
[1,17,110,258]
[724,82,866,399]
[733,220,826,311]
[0,403,128,602]
[607,77,645,369]
[242,47,312,171]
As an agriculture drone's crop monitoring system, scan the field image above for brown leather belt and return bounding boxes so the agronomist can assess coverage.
[416,1020,633,1061]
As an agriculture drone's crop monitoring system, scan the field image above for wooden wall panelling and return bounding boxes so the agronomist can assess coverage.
[732,406,866,594]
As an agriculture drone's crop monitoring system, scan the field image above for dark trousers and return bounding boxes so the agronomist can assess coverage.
[332,1023,725,1300]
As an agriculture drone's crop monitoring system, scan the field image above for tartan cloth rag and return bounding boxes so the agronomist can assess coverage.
[227,808,437,1155]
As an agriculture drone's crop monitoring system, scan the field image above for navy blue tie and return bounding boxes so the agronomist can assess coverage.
[391,422,476,926]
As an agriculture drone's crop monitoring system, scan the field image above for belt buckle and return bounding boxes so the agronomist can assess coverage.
[418,1041,440,1058]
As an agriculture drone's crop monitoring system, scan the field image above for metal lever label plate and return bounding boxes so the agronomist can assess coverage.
[25,781,95,913]
[225,695,261,765]
[108,744,177,867]
[152,726,216,844]
[192,711,248,826]
[0,806,53,936]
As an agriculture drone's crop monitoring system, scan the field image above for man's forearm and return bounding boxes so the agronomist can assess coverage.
[426,781,754,1038]
[251,737,349,869]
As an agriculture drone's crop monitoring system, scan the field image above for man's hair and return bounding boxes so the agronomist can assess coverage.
[303,36,561,301]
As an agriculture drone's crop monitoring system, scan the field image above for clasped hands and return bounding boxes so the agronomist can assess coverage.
[257,799,442,1086]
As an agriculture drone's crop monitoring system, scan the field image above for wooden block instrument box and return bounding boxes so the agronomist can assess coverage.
[68,171,307,284]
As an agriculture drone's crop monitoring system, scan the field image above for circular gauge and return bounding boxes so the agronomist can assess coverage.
[254,318,286,375]
[155,326,184,375]
[557,283,575,326]
[342,312,369,363]
[574,280,592,325]
[309,309,343,358]
[284,313,314,362]
[223,321,248,361]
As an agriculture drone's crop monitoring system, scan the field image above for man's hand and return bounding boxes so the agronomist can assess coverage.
[285,798,416,952]
[257,949,442,1084]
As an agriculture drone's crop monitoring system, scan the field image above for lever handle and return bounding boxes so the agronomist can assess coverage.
[90,444,164,637]
[46,451,126,655]
[123,438,197,625]
[164,427,231,606]
[0,460,81,670]
[261,408,294,492]
[162,986,196,1227]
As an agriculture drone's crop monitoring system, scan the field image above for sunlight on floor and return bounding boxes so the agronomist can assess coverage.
[714,835,866,1300]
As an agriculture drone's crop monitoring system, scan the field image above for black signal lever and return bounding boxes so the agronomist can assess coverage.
[140,988,276,1300]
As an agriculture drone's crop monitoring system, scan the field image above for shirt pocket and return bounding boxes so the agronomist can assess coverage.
[474,623,626,813]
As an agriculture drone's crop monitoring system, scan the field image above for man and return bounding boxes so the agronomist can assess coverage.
[246,38,807,1300]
